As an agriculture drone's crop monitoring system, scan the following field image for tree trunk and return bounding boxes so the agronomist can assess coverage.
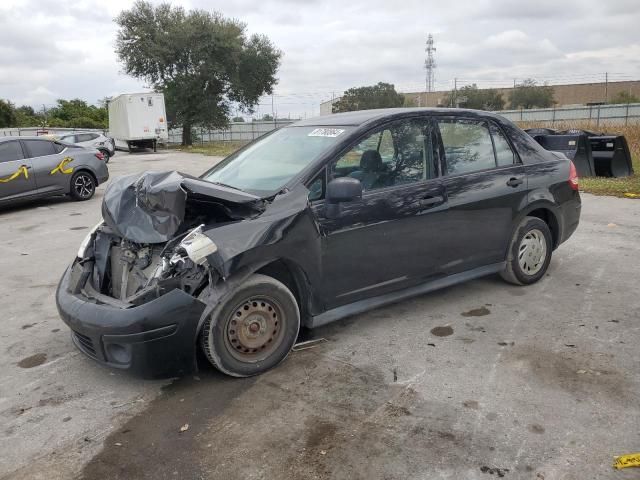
[182,124,192,146]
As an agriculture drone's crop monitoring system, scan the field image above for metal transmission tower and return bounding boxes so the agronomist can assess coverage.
[424,34,436,92]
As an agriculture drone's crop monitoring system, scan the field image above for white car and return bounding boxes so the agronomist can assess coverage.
[58,132,115,163]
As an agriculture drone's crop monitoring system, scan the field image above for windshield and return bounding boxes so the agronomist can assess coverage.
[201,126,351,195]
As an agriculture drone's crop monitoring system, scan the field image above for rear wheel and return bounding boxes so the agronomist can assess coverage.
[69,171,96,201]
[200,274,300,377]
[501,216,552,285]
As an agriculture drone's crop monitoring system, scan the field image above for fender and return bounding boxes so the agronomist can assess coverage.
[192,255,318,343]
[504,199,562,258]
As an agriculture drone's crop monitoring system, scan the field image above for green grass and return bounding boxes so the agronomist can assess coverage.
[566,151,639,199]
[170,141,246,158]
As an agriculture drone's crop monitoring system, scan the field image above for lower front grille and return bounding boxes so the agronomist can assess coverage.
[73,331,97,358]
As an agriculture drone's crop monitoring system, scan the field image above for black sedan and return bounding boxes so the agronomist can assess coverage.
[56,108,581,378]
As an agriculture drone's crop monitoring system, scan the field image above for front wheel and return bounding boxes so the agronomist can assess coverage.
[501,216,553,285]
[69,171,96,201]
[200,274,300,377]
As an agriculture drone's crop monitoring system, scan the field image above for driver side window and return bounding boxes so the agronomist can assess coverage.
[330,118,436,192]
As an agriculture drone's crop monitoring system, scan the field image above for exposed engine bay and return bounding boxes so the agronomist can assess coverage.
[72,170,269,307]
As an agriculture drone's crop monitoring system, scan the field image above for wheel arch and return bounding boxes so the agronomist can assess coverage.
[506,201,561,258]
[194,257,315,342]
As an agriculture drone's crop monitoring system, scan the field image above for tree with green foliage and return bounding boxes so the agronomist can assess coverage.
[509,79,555,109]
[443,84,505,111]
[332,82,404,113]
[14,105,42,127]
[46,99,107,128]
[610,91,640,104]
[115,1,281,145]
[0,99,17,128]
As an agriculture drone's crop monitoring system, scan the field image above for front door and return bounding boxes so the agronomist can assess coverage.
[312,117,449,309]
[0,140,36,202]
[434,117,528,273]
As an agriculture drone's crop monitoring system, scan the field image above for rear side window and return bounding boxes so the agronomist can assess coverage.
[53,142,66,153]
[23,140,57,158]
[60,135,76,143]
[437,119,495,175]
[76,133,94,142]
[490,124,516,166]
[0,141,24,163]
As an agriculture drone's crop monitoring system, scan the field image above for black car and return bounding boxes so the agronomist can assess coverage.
[56,108,581,378]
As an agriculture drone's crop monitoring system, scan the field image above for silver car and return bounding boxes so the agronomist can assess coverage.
[58,132,115,163]
[0,136,109,206]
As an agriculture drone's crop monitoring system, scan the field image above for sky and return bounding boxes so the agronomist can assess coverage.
[1,0,640,119]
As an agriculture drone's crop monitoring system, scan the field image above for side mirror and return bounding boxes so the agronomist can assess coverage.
[326,177,362,204]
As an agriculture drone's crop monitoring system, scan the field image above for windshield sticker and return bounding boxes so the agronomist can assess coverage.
[308,128,345,138]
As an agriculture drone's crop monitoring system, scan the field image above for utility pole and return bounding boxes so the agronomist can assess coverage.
[271,94,275,125]
[453,78,458,108]
[41,104,48,129]
[604,72,609,103]
[424,34,436,93]
[513,78,517,88]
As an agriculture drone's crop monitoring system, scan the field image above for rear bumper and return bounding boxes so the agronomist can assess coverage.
[559,193,581,245]
[56,265,206,378]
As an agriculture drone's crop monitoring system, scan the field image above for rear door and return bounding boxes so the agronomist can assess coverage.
[22,139,70,195]
[311,117,449,309]
[0,140,36,201]
[434,116,527,273]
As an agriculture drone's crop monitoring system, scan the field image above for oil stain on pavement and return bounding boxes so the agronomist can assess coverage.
[17,353,47,368]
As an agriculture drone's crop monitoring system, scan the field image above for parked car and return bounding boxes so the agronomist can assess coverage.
[56,108,581,378]
[58,132,115,163]
[0,136,109,206]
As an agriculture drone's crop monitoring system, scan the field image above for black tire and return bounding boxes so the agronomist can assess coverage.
[200,274,300,377]
[501,216,553,286]
[69,171,96,201]
[99,149,110,163]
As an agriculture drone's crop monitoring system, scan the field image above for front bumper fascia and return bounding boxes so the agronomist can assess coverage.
[56,265,207,378]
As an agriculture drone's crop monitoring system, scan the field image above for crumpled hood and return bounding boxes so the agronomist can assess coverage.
[102,171,265,244]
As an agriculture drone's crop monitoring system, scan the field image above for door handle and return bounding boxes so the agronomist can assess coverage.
[420,195,444,208]
[506,177,523,187]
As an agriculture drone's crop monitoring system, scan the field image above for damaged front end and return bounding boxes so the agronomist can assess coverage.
[76,170,265,306]
[57,171,268,377]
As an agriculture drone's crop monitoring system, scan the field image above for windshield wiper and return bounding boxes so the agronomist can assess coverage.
[209,181,244,192]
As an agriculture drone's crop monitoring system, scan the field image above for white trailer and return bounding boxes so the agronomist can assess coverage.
[108,93,168,152]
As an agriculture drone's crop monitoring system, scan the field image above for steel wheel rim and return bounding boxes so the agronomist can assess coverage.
[74,174,94,198]
[518,228,547,275]
[224,296,285,363]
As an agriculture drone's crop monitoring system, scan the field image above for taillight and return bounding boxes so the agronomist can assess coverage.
[95,151,105,161]
[568,161,579,191]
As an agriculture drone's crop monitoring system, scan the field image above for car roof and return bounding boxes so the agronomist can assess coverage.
[291,107,508,127]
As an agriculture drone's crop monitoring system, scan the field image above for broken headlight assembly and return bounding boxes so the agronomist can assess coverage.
[77,220,104,259]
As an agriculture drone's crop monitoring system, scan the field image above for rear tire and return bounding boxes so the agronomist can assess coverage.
[69,171,96,201]
[501,216,553,285]
[200,274,300,377]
